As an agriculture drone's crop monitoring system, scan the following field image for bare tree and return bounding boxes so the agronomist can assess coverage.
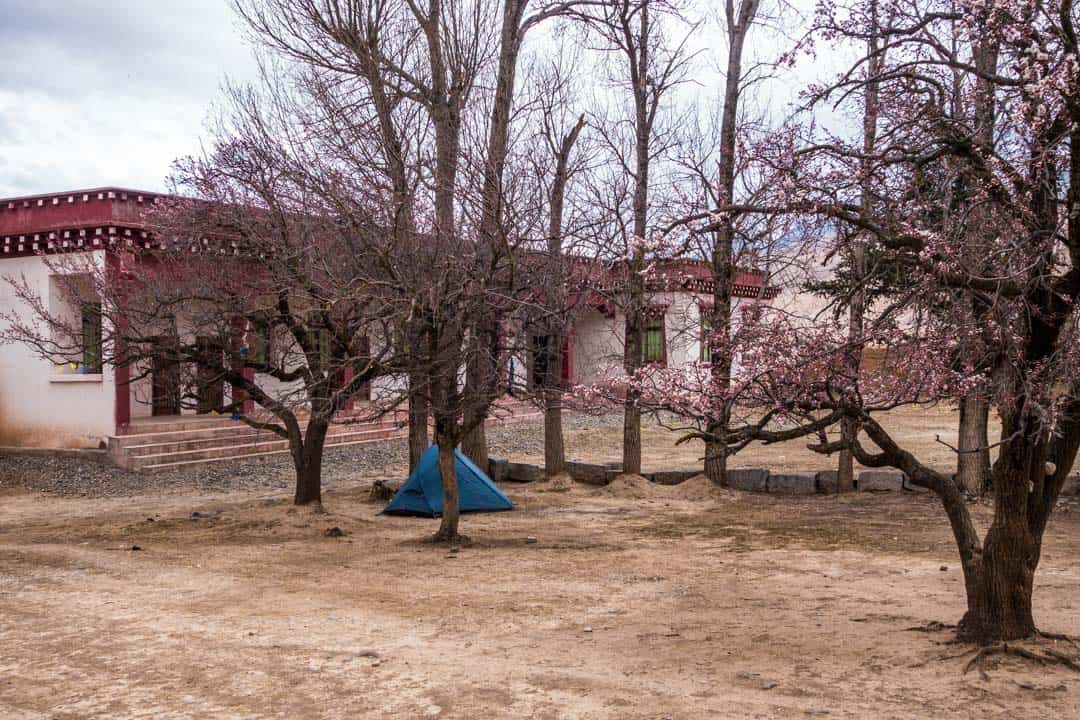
[460,0,590,471]
[517,51,591,476]
[231,0,550,541]
[579,0,695,475]
[2,86,392,506]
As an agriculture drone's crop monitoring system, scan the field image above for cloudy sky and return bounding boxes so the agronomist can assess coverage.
[0,1,834,202]
[0,1,257,199]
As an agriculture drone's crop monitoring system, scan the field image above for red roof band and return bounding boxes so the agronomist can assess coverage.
[0,187,780,300]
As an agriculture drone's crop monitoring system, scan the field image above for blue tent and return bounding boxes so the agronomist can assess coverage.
[382,445,514,517]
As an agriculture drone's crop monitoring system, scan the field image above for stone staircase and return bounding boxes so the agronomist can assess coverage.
[108,397,541,472]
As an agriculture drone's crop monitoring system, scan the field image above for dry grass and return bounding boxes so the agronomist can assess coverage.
[508,404,1005,474]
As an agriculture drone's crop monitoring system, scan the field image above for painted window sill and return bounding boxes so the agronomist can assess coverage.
[50,374,104,383]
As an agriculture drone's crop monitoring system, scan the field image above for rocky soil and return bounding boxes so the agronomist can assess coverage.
[0,413,616,499]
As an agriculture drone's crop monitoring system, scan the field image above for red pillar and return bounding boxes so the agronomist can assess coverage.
[341,366,356,411]
[114,354,131,432]
[230,318,255,415]
[106,251,131,433]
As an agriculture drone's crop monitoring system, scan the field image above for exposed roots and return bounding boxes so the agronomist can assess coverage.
[963,642,1080,674]
[428,530,471,545]
[905,621,956,633]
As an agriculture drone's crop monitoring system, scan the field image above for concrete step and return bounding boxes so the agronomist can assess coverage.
[124,416,249,434]
[141,432,407,472]
[116,419,404,455]
[129,426,403,469]
[111,401,540,471]
[123,406,404,435]
[112,417,404,450]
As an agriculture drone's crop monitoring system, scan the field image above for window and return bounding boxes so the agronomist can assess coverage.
[251,321,272,367]
[642,319,666,365]
[81,302,103,373]
[700,312,711,362]
[305,328,332,367]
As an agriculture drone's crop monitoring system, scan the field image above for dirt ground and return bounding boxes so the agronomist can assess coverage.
[3,473,1080,719]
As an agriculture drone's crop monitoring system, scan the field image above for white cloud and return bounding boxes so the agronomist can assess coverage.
[0,0,257,198]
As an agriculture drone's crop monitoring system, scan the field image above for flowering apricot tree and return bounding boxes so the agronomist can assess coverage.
[627,0,1080,647]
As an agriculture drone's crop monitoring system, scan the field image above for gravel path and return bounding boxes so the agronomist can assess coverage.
[0,413,617,499]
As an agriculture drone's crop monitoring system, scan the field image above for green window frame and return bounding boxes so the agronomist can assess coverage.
[81,301,103,373]
[700,312,711,362]
[305,328,332,367]
[642,319,666,365]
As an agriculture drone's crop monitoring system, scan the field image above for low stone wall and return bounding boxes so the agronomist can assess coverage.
[487,456,1080,497]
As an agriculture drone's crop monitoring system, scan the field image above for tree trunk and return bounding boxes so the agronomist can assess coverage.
[705,0,759,485]
[433,436,462,542]
[461,0,530,472]
[461,325,496,472]
[544,336,566,477]
[704,439,727,486]
[955,412,1043,644]
[956,393,992,494]
[620,1,651,479]
[840,0,877,493]
[622,262,644,475]
[541,111,584,480]
[623,397,642,475]
[958,522,1038,643]
[837,417,858,491]
[293,419,328,506]
[408,369,429,471]
[462,419,488,475]
[951,29,998,498]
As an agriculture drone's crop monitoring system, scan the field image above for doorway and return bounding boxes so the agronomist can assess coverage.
[151,345,181,416]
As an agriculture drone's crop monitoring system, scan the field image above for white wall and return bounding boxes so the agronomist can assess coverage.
[0,252,116,447]
[571,290,713,386]
[573,308,624,386]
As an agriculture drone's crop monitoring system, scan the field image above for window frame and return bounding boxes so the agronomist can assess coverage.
[80,301,103,374]
[641,317,667,366]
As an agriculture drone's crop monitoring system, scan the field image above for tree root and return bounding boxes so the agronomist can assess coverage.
[963,642,1080,674]
[427,531,471,545]
[905,621,956,633]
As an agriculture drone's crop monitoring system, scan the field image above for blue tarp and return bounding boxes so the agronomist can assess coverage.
[382,445,514,517]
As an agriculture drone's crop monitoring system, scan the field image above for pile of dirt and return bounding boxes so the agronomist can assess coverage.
[668,474,731,501]
[545,473,576,491]
[598,474,667,499]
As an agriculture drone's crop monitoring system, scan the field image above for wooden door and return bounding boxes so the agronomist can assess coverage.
[151,345,181,416]
[196,336,225,414]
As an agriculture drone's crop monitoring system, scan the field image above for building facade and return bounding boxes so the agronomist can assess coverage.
[0,187,779,464]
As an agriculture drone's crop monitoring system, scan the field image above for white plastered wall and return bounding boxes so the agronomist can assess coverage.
[571,290,713,386]
[0,252,117,447]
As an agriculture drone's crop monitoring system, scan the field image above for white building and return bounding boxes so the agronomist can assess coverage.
[0,188,778,466]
